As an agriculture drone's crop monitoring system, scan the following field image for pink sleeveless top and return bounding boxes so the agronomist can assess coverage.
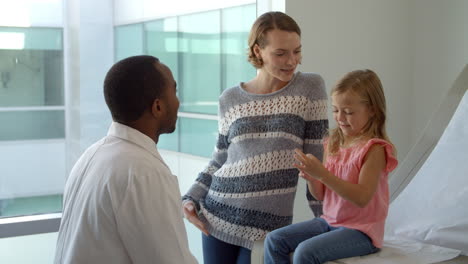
[321,138,398,248]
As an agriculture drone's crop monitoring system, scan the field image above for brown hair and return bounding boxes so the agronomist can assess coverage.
[327,69,395,155]
[247,11,301,68]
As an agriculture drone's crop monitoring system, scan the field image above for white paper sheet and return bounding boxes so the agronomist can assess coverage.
[326,237,460,264]
[384,90,468,256]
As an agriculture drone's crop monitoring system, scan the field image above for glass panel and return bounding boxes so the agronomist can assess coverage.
[0,110,65,141]
[0,27,62,50]
[222,4,256,90]
[145,17,179,81]
[0,50,64,106]
[179,117,218,157]
[114,24,144,61]
[0,27,65,219]
[145,18,180,153]
[0,138,65,218]
[157,119,179,152]
[178,10,221,115]
[0,195,62,217]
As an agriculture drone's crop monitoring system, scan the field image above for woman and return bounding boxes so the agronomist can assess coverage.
[182,11,328,264]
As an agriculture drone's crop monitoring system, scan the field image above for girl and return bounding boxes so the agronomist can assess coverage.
[182,12,328,264]
[264,69,398,264]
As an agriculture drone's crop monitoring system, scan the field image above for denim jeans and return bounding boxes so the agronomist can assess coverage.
[202,234,251,264]
[264,218,378,264]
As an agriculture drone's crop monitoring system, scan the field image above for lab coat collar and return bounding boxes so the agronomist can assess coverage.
[107,122,169,169]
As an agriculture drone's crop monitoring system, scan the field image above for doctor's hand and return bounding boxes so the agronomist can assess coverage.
[182,201,209,236]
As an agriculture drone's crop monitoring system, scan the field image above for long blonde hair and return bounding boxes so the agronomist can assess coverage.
[327,69,394,155]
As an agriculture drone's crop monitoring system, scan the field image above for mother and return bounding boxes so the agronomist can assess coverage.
[182,11,328,264]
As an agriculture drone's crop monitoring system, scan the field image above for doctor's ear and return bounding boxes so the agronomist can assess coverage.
[151,99,163,116]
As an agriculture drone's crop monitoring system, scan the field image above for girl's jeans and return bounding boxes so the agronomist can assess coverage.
[264,217,378,264]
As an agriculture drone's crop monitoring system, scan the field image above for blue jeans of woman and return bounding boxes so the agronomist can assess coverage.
[202,234,251,264]
[264,217,378,264]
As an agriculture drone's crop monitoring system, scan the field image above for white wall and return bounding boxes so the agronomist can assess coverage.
[410,0,468,143]
[0,0,63,27]
[113,0,255,25]
[288,0,412,157]
[286,0,468,222]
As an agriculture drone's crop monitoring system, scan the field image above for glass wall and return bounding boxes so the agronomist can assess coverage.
[0,27,64,218]
[115,3,256,157]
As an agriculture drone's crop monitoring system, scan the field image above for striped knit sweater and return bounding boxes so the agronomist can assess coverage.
[182,72,329,250]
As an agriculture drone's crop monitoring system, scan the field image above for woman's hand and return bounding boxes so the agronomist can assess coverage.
[293,149,328,181]
[182,201,209,235]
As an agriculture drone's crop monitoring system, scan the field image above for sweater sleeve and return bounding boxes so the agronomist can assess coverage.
[182,102,229,209]
[303,74,329,217]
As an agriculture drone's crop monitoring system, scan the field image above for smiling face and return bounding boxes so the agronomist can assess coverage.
[332,90,374,142]
[254,29,302,82]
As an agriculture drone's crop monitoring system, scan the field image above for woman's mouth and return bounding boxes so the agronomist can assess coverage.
[281,68,295,74]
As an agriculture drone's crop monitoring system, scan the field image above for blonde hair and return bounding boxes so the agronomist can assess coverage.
[247,11,301,68]
[327,69,394,155]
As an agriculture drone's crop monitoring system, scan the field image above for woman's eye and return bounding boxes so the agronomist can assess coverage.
[276,53,284,56]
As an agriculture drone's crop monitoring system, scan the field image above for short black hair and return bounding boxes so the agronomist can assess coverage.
[104,55,166,123]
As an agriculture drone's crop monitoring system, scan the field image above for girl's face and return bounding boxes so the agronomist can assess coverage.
[332,90,374,141]
[255,29,302,82]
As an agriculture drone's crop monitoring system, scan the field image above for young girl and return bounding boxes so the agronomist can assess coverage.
[264,69,398,264]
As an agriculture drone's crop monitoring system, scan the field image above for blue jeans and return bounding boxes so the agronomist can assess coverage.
[202,234,251,264]
[264,218,378,264]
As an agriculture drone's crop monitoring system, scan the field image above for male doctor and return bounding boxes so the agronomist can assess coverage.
[54,55,197,264]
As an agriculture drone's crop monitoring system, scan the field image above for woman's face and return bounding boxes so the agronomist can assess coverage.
[255,29,302,82]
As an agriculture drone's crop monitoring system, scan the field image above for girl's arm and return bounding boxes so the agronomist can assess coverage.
[294,145,386,208]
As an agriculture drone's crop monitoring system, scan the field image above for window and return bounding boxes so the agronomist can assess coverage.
[0,1,257,263]
[115,3,257,157]
[0,27,64,218]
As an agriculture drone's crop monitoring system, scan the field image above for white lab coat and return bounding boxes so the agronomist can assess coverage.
[54,122,197,264]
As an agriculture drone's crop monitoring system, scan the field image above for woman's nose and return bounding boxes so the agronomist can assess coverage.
[286,53,297,66]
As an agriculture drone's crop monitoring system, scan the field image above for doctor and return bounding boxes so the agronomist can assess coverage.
[54,55,197,264]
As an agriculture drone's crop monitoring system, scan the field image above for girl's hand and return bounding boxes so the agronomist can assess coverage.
[298,171,315,182]
[293,149,328,181]
[298,171,305,178]
[182,201,209,235]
